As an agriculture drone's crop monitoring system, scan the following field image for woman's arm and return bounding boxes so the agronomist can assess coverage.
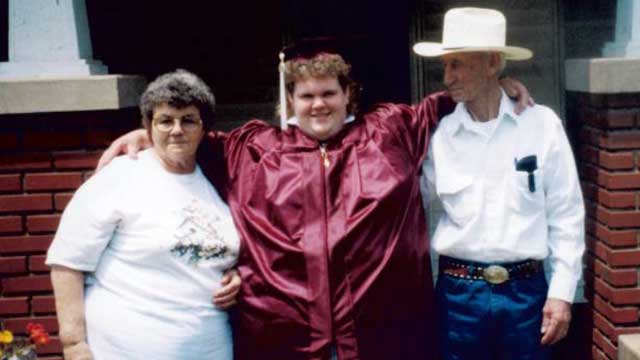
[50,265,93,360]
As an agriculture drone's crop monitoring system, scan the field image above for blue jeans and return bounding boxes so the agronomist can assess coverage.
[436,271,551,360]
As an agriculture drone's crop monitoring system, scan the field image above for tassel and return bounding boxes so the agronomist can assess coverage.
[279,52,288,130]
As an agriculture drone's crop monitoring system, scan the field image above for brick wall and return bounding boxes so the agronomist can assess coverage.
[571,92,640,359]
[0,109,138,359]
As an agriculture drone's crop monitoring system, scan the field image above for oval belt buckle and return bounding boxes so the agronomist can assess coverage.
[483,265,509,284]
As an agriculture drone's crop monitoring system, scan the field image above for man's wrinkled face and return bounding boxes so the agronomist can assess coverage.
[289,76,350,141]
[441,52,492,104]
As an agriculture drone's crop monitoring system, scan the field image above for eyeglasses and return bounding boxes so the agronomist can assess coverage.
[152,115,203,133]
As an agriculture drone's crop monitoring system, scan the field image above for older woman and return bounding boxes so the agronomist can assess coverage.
[46,69,240,360]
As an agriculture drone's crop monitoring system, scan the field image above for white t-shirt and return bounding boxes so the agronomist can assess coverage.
[46,149,240,360]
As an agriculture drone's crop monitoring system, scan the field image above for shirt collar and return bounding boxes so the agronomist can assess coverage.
[287,114,356,126]
[444,90,519,137]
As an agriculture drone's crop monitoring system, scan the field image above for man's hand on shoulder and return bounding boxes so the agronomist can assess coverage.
[540,297,572,345]
[96,129,152,171]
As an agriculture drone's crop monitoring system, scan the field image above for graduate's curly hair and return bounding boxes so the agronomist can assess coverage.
[139,69,215,131]
[282,53,360,117]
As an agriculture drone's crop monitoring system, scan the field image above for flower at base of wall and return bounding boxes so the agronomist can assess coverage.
[0,323,50,360]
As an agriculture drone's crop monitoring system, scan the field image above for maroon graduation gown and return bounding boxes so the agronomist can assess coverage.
[201,92,454,360]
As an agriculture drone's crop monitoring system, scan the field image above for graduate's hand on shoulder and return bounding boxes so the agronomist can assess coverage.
[500,77,534,114]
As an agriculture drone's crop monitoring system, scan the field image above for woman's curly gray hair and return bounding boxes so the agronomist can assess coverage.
[139,69,215,131]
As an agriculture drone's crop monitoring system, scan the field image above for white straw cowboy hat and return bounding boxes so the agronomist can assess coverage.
[413,7,532,60]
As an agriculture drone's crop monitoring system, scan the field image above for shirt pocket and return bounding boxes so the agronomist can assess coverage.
[509,170,545,214]
[437,176,476,227]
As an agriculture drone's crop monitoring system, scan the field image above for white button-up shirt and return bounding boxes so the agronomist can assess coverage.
[423,92,585,302]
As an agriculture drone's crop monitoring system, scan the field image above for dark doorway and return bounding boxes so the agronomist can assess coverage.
[86,1,412,128]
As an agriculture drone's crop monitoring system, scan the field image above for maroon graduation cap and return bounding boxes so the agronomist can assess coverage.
[281,37,344,61]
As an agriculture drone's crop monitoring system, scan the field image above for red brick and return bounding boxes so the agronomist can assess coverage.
[35,336,62,355]
[23,132,84,149]
[595,277,640,305]
[53,151,102,169]
[0,297,29,315]
[31,295,57,314]
[3,316,59,334]
[0,194,52,213]
[594,277,612,298]
[594,311,616,341]
[601,131,640,150]
[27,214,61,233]
[0,133,19,150]
[615,326,640,339]
[0,216,23,234]
[0,256,27,274]
[587,93,640,108]
[86,130,122,148]
[593,328,617,359]
[604,109,639,128]
[596,206,640,228]
[592,238,640,266]
[0,235,53,255]
[599,151,635,170]
[598,151,635,170]
[602,171,640,190]
[597,189,636,209]
[29,254,49,273]
[0,152,51,171]
[24,173,83,191]
[594,223,637,247]
[580,145,635,170]
[582,108,638,129]
[54,193,73,211]
[0,174,21,192]
[608,248,640,266]
[592,346,608,360]
[1,274,53,294]
[594,294,638,324]
[594,259,638,286]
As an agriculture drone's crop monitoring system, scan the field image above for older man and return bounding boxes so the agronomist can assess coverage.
[415,8,585,360]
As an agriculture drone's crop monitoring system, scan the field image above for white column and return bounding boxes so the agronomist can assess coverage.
[602,0,640,58]
[0,0,108,78]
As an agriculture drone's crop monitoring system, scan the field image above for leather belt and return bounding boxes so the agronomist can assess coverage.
[439,256,544,285]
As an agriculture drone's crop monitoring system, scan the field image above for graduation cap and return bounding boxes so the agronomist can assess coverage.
[281,37,346,61]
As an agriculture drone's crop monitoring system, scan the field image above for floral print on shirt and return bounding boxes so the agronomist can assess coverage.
[170,199,232,264]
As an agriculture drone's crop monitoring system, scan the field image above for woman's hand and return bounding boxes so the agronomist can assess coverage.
[96,129,152,170]
[499,77,534,114]
[212,269,241,309]
[63,341,93,360]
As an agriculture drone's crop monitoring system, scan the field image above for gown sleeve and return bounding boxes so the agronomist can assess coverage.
[364,91,455,168]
